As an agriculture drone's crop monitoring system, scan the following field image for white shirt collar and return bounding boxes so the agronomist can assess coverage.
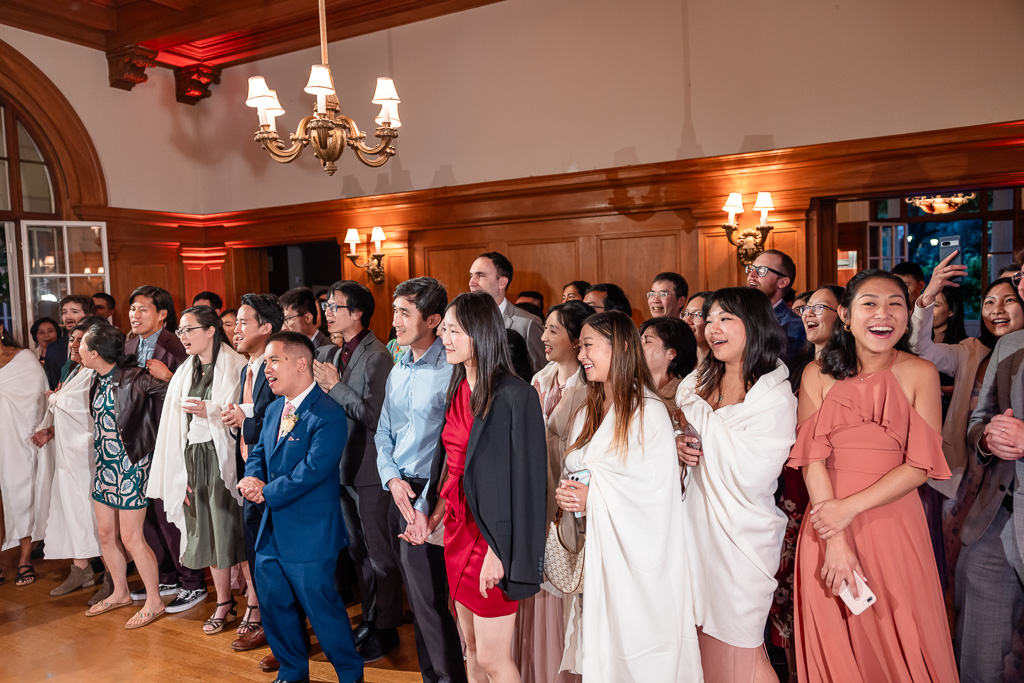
[498,297,509,315]
[248,352,266,375]
[286,380,317,408]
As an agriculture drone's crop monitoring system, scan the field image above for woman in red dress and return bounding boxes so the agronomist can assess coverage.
[426,291,548,683]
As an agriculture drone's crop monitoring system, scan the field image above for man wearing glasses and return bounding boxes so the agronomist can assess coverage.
[745,249,806,366]
[280,286,335,350]
[646,271,689,319]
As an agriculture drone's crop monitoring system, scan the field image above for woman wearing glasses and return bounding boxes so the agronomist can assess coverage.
[79,323,168,628]
[769,285,843,681]
[149,306,248,634]
[681,291,711,365]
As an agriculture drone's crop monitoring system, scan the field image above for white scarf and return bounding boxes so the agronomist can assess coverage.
[149,344,246,560]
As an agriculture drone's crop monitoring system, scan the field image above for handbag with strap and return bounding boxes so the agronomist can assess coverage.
[543,509,585,594]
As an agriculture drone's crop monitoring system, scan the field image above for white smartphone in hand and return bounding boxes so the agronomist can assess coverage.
[838,571,875,615]
[567,469,591,519]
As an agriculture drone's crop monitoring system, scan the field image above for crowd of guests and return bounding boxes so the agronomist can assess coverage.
[2,245,1023,682]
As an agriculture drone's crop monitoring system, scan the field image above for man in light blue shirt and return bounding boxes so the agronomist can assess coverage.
[374,277,466,683]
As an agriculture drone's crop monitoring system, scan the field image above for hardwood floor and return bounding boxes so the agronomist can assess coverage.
[0,553,423,682]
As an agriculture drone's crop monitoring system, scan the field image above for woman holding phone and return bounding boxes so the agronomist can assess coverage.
[789,269,957,682]
[427,291,548,683]
[556,312,700,682]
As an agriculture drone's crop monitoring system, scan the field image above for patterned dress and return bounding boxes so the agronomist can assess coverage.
[91,369,150,510]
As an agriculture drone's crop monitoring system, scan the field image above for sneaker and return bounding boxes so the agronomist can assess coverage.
[130,582,182,601]
[165,588,209,614]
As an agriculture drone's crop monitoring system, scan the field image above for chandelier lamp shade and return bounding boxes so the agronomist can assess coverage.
[245,0,400,175]
[721,191,776,267]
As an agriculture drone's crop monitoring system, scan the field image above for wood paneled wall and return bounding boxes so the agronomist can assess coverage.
[73,120,1024,341]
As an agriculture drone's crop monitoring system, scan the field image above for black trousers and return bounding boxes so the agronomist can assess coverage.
[387,478,468,683]
[339,483,403,630]
[143,497,206,590]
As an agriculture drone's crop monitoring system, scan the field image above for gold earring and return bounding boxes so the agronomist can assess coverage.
[843,321,851,332]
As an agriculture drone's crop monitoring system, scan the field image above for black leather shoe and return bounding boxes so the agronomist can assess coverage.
[358,627,399,663]
[351,621,373,648]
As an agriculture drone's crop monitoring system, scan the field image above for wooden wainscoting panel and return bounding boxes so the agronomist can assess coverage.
[223,246,269,309]
[597,231,681,321]
[701,227,742,291]
[505,239,579,313]
[418,243,488,298]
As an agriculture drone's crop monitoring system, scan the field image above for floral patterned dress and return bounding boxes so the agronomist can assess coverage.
[91,369,151,510]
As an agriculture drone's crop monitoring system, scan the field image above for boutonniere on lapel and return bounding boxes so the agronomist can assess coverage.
[280,413,300,437]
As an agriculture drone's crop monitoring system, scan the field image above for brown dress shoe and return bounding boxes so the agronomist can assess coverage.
[259,654,280,672]
[231,625,268,651]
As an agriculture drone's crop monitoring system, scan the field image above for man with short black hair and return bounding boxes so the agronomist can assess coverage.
[238,331,363,683]
[92,292,116,322]
[280,287,333,349]
[192,291,224,313]
[469,251,546,372]
[515,290,545,316]
[746,249,806,366]
[44,294,96,387]
[647,272,689,319]
[312,280,400,662]
[584,283,633,316]
[221,293,284,658]
[374,277,466,683]
[892,261,927,304]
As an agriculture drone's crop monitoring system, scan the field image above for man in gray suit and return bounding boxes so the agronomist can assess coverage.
[962,317,1024,681]
[468,251,546,373]
[312,280,401,663]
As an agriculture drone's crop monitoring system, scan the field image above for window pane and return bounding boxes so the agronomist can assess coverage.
[21,162,54,214]
[990,220,1014,253]
[0,159,9,212]
[0,107,6,158]
[989,253,1014,280]
[26,224,65,275]
[908,219,984,319]
[30,276,68,322]
[0,224,11,335]
[70,275,106,296]
[16,122,44,163]
[66,225,104,274]
[990,189,1014,211]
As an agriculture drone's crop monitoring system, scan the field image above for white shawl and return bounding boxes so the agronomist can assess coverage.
[0,350,48,550]
[563,392,702,683]
[36,366,101,560]
[149,345,246,560]
[675,361,797,648]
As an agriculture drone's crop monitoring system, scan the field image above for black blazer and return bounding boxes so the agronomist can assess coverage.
[427,373,548,601]
[234,360,275,477]
[43,335,69,389]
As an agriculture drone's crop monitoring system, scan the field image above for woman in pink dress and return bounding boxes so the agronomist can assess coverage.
[789,269,958,682]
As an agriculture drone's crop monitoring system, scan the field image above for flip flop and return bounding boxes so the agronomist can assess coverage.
[85,599,133,617]
[125,609,164,630]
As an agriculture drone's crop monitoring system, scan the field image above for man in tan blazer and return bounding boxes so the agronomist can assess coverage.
[468,251,546,374]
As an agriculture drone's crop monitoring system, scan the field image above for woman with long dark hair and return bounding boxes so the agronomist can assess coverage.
[0,323,48,587]
[556,311,700,682]
[80,323,168,629]
[674,287,797,683]
[789,269,957,682]
[426,291,547,683]
[514,300,592,683]
[640,316,698,414]
[149,306,248,634]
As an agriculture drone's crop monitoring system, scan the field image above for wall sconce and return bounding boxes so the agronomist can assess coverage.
[344,227,387,284]
[722,191,774,267]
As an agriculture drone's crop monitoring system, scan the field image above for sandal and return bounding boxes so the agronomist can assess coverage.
[203,596,238,635]
[125,608,164,630]
[15,564,35,587]
[237,603,261,635]
[85,598,133,617]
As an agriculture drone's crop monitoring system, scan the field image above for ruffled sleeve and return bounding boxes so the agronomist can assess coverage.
[906,405,952,480]
[787,408,830,468]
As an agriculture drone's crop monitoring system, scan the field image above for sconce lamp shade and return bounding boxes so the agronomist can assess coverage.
[344,228,362,245]
[372,77,400,104]
[304,65,336,96]
[370,226,387,243]
[246,76,275,107]
[753,192,775,212]
[375,102,402,128]
[722,192,745,215]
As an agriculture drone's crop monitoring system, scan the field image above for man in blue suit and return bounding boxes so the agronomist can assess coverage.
[237,331,363,683]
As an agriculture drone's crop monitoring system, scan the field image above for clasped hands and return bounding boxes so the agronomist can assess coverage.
[983,409,1024,461]
[236,476,266,504]
[809,497,858,541]
[388,478,440,547]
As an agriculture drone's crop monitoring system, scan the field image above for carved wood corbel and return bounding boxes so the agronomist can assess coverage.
[106,46,159,91]
[173,63,222,105]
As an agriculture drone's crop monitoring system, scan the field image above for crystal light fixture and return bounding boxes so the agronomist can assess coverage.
[905,193,976,215]
[245,0,400,175]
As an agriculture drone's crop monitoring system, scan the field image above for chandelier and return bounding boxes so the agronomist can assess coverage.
[905,193,975,215]
[244,0,401,175]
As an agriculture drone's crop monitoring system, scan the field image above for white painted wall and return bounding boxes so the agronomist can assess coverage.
[3,0,1024,214]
